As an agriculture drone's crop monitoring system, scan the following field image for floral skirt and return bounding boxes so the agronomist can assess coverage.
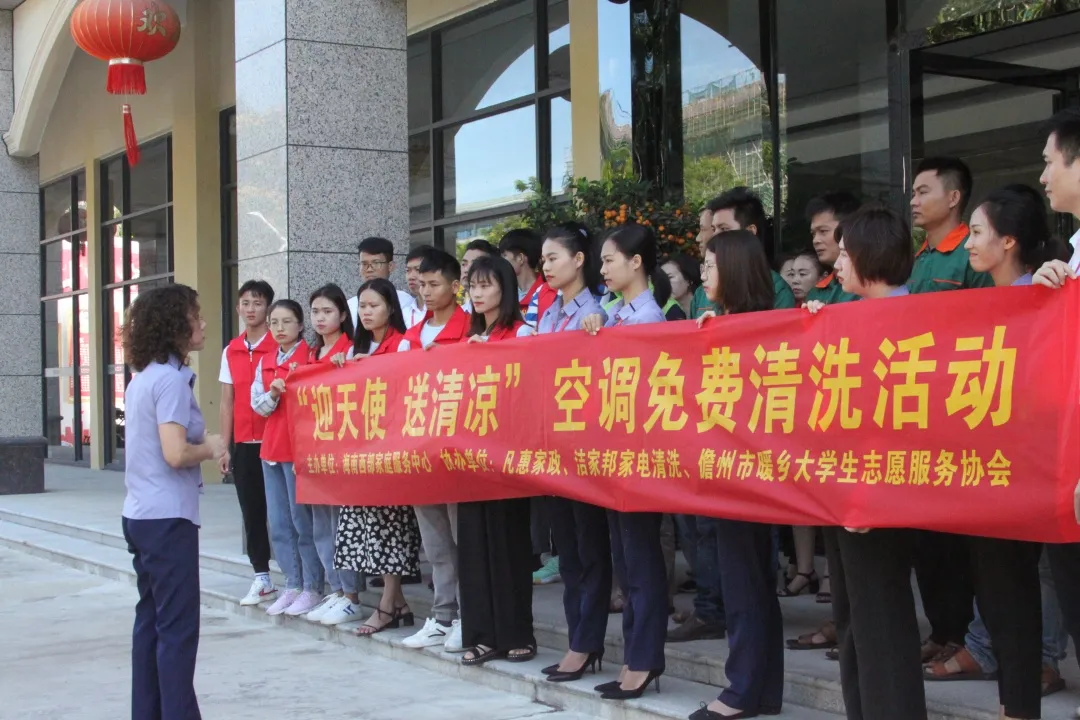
[334,505,421,577]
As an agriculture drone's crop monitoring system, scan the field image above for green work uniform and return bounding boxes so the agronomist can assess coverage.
[689,270,795,317]
[807,272,858,305]
[906,225,993,294]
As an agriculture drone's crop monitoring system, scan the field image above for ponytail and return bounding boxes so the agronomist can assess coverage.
[979,184,1066,271]
[543,221,601,291]
[651,267,673,308]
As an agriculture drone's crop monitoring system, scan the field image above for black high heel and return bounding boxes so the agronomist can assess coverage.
[395,605,415,627]
[594,680,621,692]
[777,570,819,597]
[546,651,604,683]
[599,669,662,699]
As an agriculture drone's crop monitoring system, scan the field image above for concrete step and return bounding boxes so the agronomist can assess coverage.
[0,519,843,720]
[1,507,1066,720]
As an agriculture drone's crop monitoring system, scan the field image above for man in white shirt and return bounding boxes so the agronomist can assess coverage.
[1031,108,1080,719]
[348,236,422,328]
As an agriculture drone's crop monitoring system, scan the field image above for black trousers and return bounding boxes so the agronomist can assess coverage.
[713,519,784,713]
[912,530,973,646]
[232,442,271,574]
[836,528,927,720]
[549,497,611,654]
[969,537,1042,719]
[1047,542,1080,669]
[123,517,202,720]
[608,510,667,672]
[458,499,535,652]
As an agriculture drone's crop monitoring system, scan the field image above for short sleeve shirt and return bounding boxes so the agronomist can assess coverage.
[906,224,994,294]
[538,291,606,333]
[122,356,205,526]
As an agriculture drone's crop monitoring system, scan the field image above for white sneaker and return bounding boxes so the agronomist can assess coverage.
[239,577,277,606]
[305,594,340,623]
[320,597,362,626]
[402,617,452,648]
[444,619,464,653]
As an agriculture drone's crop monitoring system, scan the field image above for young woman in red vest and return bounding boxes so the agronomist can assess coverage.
[301,284,366,627]
[329,278,422,637]
[456,255,537,667]
[249,299,325,617]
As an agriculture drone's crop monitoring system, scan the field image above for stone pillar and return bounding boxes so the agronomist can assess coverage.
[0,10,45,494]
[234,0,409,304]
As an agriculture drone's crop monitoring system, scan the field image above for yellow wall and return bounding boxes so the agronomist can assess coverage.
[37,0,235,182]
[408,0,499,32]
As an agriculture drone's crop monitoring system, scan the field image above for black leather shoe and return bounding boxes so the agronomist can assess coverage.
[666,615,726,643]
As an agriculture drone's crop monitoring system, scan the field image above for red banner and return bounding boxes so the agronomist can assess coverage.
[288,283,1080,543]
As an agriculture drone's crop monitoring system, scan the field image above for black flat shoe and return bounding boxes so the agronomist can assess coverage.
[546,651,603,683]
[599,669,662,699]
[688,705,758,720]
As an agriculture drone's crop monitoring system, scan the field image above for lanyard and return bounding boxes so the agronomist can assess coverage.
[556,313,574,333]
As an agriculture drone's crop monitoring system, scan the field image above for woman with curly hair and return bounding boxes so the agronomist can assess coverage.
[120,284,227,720]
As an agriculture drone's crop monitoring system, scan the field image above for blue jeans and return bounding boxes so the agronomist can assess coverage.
[966,548,1068,672]
[693,516,726,626]
[262,461,322,592]
[123,517,201,720]
[311,505,361,594]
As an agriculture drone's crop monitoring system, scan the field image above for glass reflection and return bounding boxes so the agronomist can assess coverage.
[442,106,537,217]
[598,0,631,178]
[130,211,170,280]
[679,6,767,209]
[43,239,74,297]
[548,0,570,88]
[550,95,573,193]
[129,141,170,214]
[408,38,431,127]
[410,133,432,225]
[441,2,536,118]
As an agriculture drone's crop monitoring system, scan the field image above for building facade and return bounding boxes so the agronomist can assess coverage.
[1,0,1077,487]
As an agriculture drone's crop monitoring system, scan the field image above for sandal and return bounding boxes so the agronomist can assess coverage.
[923,646,990,681]
[506,644,537,663]
[355,605,401,636]
[1042,665,1065,696]
[462,645,503,666]
[786,621,837,650]
[825,647,839,661]
[815,575,831,603]
[778,571,819,597]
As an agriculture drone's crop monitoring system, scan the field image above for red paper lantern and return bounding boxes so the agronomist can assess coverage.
[70,0,182,165]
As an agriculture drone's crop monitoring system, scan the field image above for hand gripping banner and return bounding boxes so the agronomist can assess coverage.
[288,283,1080,543]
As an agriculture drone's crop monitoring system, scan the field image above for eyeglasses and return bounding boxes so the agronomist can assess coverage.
[700,261,717,274]
[361,260,389,271]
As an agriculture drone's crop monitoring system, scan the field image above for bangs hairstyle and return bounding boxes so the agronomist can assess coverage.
[352,278,406,354]
[977,184,1069,270]
[268,299,304,329]
[238,279,275,304]
[706,231,774,314]
[838,204,914,287]
[543,221,601,291]
[467,255,523,337]
[662,253,702,292]
[498,228,543,270]
[308,283,355,351]
[418,248,461,283]
[122,284,201,372]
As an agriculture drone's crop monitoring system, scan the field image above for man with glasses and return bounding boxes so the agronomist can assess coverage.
[348,236,421,328]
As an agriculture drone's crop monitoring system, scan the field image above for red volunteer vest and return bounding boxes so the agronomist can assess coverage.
[520,275,557,323]
[369,327,408,356]
[259,340,310,463]
[482,320,526,343]
[403,306,472,349]
[308,333,353,364]
[226,331,277,442]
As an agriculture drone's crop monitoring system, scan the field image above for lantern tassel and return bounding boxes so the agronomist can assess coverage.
[123,105,141,167]
[107,59,146,95]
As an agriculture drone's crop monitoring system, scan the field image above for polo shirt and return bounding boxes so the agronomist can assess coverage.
[807,271,858,305]
[122,356,205,527]
[688,270,795,317]
[906,224,994,294]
